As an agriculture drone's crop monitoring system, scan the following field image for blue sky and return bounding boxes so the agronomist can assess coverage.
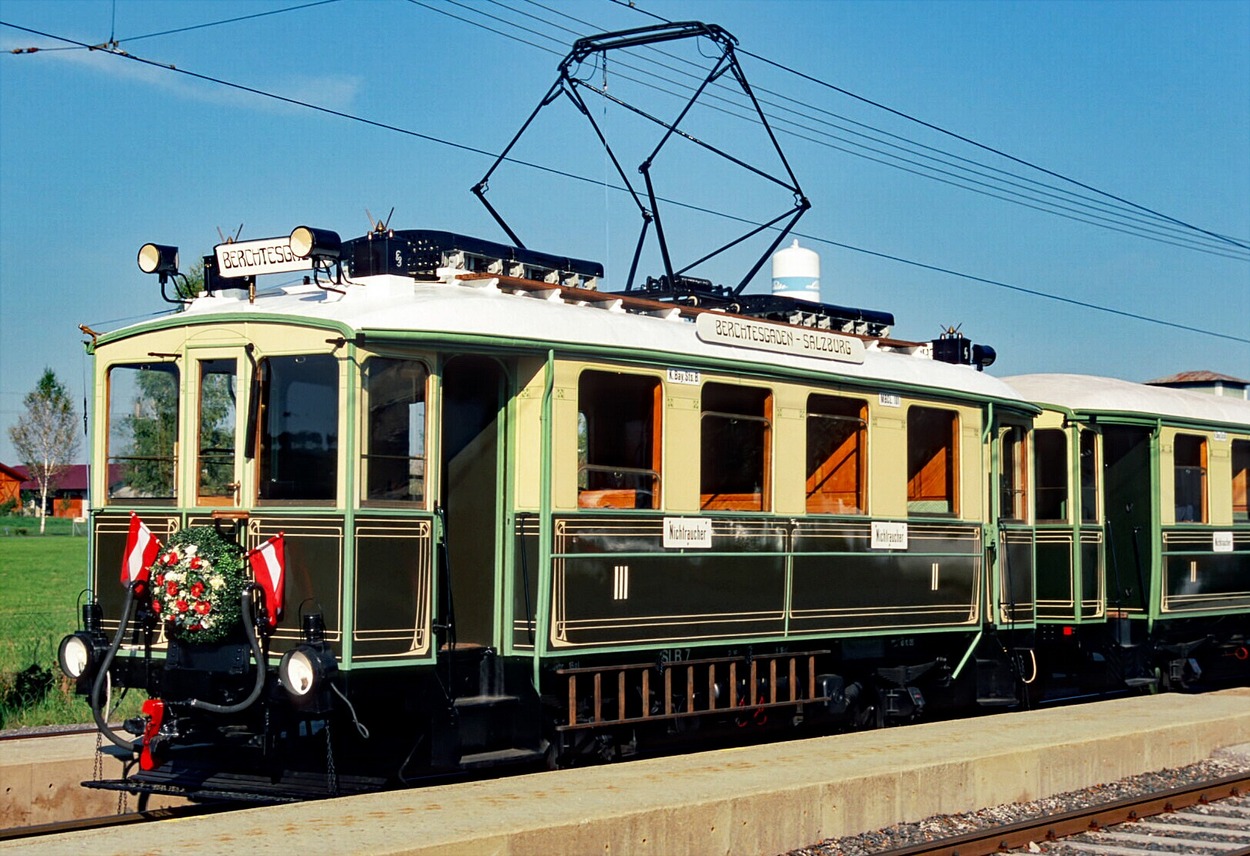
[2,0,1248,465]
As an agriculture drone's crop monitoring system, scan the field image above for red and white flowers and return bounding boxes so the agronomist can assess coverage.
[145,527,248,644]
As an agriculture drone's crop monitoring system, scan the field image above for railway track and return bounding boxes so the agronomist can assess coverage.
[875,773,1250,856]
[0,803,227,843]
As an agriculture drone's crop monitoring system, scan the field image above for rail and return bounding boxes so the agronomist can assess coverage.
[874,772,1250,856]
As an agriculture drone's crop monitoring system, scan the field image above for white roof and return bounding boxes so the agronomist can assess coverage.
[161,273,1031,404]
[1005,373,1250,429]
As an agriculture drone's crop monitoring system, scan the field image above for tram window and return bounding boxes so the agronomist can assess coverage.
[998,425,1027,521]
[1034,429,1068,522]
[197,359,237,505]
[577,371,660,509]
[362,358,428,504]
[1173,434,1207,523]
[1234,440,1249,522]
[906,406,958,515]
[1079,429,1098,522]
[257,354,339,502]
[806,394,866,514]
[701,383,771,512]
[107,363,179,502]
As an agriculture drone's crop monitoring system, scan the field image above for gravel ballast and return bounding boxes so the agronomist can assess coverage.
[788,746,1250,855]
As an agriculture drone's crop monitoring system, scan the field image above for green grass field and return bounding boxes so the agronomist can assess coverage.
[0,524,118,728]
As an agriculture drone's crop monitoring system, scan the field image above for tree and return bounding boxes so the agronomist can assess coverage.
[9,368,80,533]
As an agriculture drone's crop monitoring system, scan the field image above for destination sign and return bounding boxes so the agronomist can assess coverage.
[214,237,313,279]
[694,313,865,364]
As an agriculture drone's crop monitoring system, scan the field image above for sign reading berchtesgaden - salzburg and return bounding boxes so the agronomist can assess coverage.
[695,313,865,364]
[214,237,313,279]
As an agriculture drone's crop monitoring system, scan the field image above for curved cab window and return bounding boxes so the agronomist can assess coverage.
[258,354,338,502]
[362,357,427,504]
[1173,434,1207,523]
[701,383,771,511]
[107,363,178,502]
[577,371,660,509]
[806,394,866,514]
[907,406,958,515]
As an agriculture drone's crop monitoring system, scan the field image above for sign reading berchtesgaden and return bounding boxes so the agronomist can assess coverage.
[215,237,314,279]
[695,313,865,364]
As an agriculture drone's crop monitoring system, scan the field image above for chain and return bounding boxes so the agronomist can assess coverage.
[325,720,338,796]
[93,730,103,781]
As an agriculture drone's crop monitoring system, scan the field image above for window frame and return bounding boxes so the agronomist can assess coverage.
[906,405,959,517]
[805,393,867,515]
[998,423,1028,522]
[105,361,180,505]
[574,369,663,511]
[700,382,772,512]
[1173,433,1208,523]
[1233,439,1249,523]
[1033,427,1069,523]
[254,353,341,505]
[360,355,430,508]
[194,356,240,507]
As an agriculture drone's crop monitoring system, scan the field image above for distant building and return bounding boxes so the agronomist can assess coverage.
[0,463,25,510]
[13,464,123,518]
[1147,370,1250,401]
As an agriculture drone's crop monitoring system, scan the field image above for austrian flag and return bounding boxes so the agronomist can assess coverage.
[248,533,286,626]
[121,512,161,588]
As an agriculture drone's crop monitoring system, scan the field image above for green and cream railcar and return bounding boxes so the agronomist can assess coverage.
[75,229,1039,798]
[1005,374,1250,690]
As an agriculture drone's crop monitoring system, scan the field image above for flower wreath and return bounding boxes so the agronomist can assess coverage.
[148,526,248,645]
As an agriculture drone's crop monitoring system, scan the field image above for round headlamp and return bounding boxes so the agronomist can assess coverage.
[280,648,319,697]
[279,643,337,709]
[58,633,92,679]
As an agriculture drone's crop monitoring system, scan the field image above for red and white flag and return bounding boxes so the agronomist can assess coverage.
[121,512,161,587]
[248,533,286,626]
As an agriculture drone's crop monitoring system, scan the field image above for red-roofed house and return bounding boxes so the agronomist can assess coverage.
[1147,370,1250,400]
[13,464,127,517]
[0,463,25,510]
[15,464,91,518]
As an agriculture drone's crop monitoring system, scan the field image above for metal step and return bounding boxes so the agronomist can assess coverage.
[457,747,545,770]
[454,694,522,709]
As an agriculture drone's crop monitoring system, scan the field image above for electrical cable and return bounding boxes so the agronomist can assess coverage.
[607,0,1250,253]
[2,18,1245,347]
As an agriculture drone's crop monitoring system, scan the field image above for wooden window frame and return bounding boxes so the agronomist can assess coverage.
[577,370,662,510]
[1173,433,1208,523]
[906,405,959,516]
[805,394,867,515]
[700,383,772,512]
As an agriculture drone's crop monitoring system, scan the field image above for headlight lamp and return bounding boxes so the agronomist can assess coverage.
[278,613,337,712]
[59,602,111,694]
[58,634,92,679]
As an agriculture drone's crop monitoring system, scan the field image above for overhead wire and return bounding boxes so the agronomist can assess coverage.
[1,18,1246,347]
[18,0,1237,260]
[523,0,1249,258]
[606,0,1250,254]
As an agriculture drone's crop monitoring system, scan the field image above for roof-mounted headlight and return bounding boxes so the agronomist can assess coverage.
[289,226,341,262]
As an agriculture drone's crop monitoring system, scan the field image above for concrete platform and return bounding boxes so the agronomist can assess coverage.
[5,688,1250,855]
[0,731,184,829]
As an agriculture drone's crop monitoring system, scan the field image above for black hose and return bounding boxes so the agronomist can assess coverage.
[186,587,268,714]
[90,584,141,752]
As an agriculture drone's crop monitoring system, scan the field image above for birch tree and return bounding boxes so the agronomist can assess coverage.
[9,368,80,533]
